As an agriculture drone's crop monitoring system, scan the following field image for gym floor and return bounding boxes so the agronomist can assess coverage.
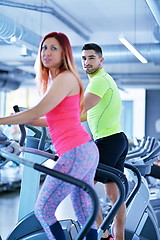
[0,190,19,240]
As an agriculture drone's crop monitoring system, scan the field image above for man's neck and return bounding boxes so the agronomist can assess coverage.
[88,67,103,78]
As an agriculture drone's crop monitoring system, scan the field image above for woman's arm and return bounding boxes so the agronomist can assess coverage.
[0,71,76,126]
[27,118,48,127]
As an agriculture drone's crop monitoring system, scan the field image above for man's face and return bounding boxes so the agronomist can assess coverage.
[81,49,103,75]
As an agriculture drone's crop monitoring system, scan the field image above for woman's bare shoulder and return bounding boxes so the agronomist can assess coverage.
[59,70,75,78]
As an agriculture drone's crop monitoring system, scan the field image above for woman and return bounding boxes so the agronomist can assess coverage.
[0,32,99,240]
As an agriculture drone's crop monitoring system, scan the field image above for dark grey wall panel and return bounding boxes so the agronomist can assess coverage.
[145,90,160,140]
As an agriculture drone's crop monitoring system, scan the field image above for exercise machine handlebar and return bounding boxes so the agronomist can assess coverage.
[125,136,151,160]
[13,105,26,146]
[96,163,128,238]
[127,137,146,155]
[13,105,47,151]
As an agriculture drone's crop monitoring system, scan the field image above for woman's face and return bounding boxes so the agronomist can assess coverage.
[41,37,63,70]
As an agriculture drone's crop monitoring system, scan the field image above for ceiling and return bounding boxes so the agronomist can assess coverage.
[0,0,160,91]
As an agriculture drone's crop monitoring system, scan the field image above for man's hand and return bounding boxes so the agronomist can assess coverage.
[81,112,87,122]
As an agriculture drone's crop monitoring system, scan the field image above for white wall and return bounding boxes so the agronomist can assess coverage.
[120,88,146,140]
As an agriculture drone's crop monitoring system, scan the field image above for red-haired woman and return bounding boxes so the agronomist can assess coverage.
[0,32,99,240]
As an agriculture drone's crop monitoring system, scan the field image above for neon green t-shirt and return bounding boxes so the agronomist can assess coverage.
[86,68,122,140]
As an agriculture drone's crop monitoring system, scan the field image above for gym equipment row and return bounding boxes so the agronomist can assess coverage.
[1,104,160,239]
[0,106,127,240]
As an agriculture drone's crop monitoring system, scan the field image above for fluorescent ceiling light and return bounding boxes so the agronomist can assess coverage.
[119,36,148,64]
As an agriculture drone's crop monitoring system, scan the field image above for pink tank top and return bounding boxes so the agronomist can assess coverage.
[45,94,90,156]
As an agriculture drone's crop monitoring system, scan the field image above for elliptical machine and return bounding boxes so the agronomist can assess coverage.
[0,130,99,240]
[96,136,160,240]
[0,117,127,240]
[125,136,160,239]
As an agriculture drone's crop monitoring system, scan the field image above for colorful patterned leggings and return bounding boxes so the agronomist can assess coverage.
[35,140,99,240]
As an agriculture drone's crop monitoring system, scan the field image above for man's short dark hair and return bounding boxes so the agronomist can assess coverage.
[82,43,102,57]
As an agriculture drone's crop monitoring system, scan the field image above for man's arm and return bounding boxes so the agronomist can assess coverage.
[83,92,101,112]
[81,92,101,122]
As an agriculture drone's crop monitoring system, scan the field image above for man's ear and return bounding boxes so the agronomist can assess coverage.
[100,57,104,63]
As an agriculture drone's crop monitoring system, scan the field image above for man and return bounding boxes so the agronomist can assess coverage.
[81,43,128,240]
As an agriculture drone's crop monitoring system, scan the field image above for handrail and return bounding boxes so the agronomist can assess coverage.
[13,105,48,151]
[127,136,146,155]
[125,136,151,160]
[96,163,128,238]
[146,137,156,153]
[97,163,129,198]
[13,105,26,146]
[142,141,160,163]
[124,163,142,208]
